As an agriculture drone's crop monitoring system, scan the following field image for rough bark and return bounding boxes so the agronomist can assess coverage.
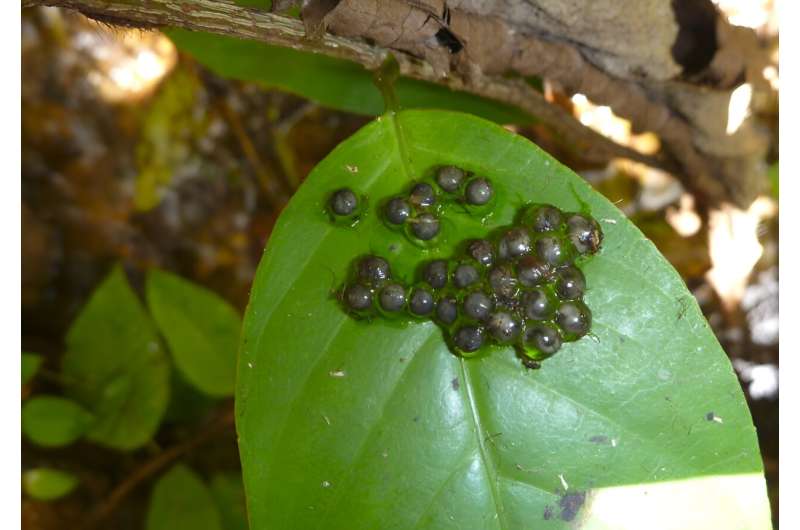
[24,0,773,207]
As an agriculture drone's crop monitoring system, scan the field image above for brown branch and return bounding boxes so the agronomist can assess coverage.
[24,0,699,198]
[82,403,236,530]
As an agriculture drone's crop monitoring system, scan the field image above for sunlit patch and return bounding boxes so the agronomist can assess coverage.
[711,0,775,31]
[665,194,702,237]
[726,83,752,135]
[705,197,776,310]
[579,473,771,530]
[733,359,779,400]
[76,22,177,102]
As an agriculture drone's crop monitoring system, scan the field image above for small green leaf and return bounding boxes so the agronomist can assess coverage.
[167,29,531,125]
[22,396,94,447]
[146,465,223,530]
[210,472,249,530]
[22,353,43,385]
[146,269,241,397]
[62,266,170,451]
[22,468,78,501]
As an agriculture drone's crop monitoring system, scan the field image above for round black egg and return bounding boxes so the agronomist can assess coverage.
[516,255,550,287]
[409,182,437,209]
[453,263,480,289]
[521,288,553,320]
[356,255,391,287]
[487,312,520,344]
[379,283,407,313]
[435,295,459,325]
[463,291,493,321]
[467,239,494,267]
[410,213,441,241]
[555,265,586,300]
[384,197,411,225]
[423,259,449,289]
[498,227,531,259]
[343,283,372,311]
[329,188,358,216]
[535,235,568,266]
[566,213,603,255]
[464,177,494,206]
[528,204,563,232]
[453,325,485,353]
[436,165,466,193]
[524,324,562,355]
[556,300,592,338]
[408,287,435,317]
[488,263,518,299]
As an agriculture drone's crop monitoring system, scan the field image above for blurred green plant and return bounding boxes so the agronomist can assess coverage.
[21,352,42,386]
[22,468,79,502]
[22,265,243,524]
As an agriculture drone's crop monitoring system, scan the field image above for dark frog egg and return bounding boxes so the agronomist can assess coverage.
[409,182,437,209]
[535,235,569,266]
[410,213,441,241]
[408,287,435,317]
[463,291,493,322]
[566,213,603,255]
[488,263,518,299]
[343,283,373,312]
[467,239,494,267]
[556,300,592,340]
[524,323,562,357]
[453,325,485,354]
[356,255,391,287]
[464,177,494,206]
[516,255,551,287]
[555,265,586,300]
[435,295,459,325]
[378,283,407,313]
[521,288,553,320]
[487,312,520,344]
[384,197,411,226]
[526,204,564,232]
[328,188,359,217]
[422,259,449,289]
[436,165,466,193]
[498,227,532,259]
[453,263,480,289]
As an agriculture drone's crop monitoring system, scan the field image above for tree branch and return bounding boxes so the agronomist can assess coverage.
[24,0,751,206]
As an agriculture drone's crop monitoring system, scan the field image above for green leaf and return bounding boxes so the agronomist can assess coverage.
[236,110,771,529]
[22,396,94,447]
[22,468,78,501]
[146,269,241,397]
[210,472,250,530]
[22,352,43,385]
[146,465,223,530]
[62,266,170,451]
[167,29,531,125]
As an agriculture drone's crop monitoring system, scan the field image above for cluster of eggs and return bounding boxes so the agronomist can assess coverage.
[329,166,494,244]
[331,165,603,366]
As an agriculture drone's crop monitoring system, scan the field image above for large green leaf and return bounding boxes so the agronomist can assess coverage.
[236,110,770,529]
[146,465,223,530]
[146,269,241,397]
[167,29,531,125]
[62,266,170,450]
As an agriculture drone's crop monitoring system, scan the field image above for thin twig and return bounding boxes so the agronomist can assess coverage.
[82,403,236,530]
